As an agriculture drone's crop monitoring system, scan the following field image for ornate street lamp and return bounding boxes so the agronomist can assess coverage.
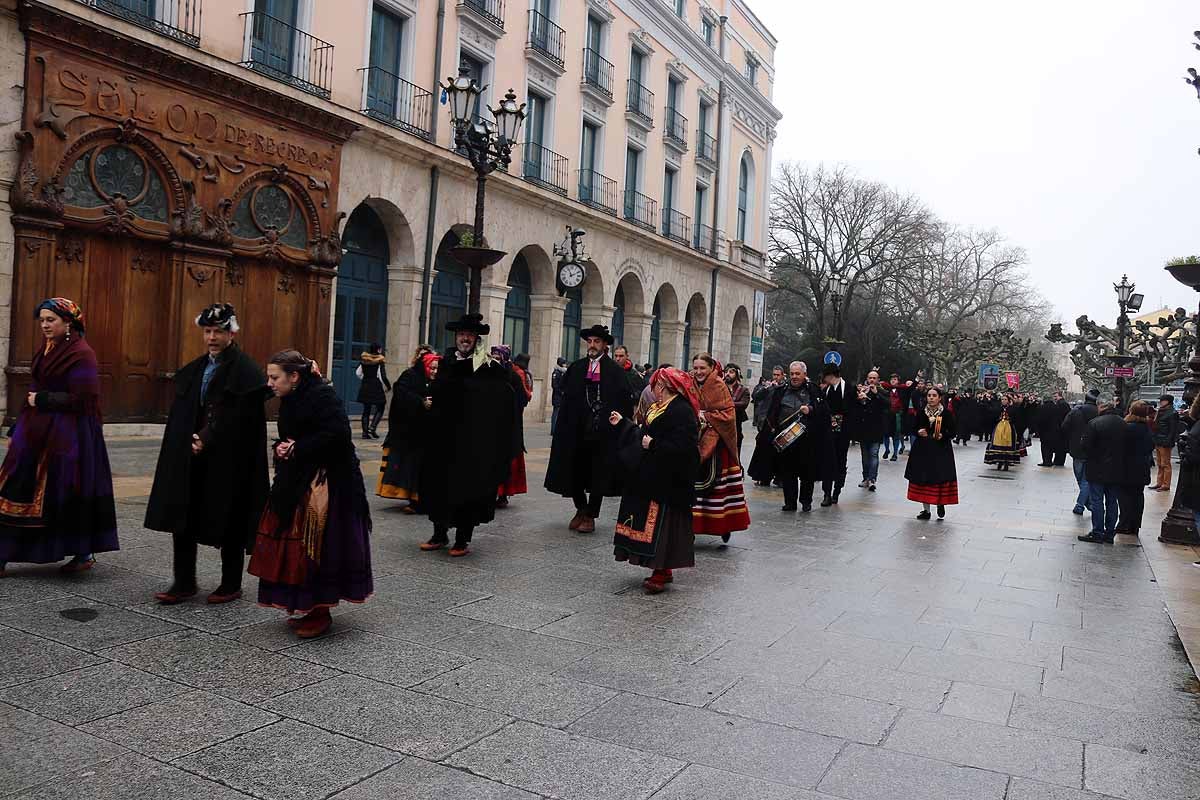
[1110,275,1142,409]
[440,66,526,314]
[827,273,850,349]
[1160,261,1200,545]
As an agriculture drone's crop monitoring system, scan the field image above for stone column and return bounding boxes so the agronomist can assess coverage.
[658,320,685,369]
[580,303,615,331]
[689,325,711,361]
[479,282,510,345]
[624,312,653,365]
[387,263,425,374]
[529,293,569,422]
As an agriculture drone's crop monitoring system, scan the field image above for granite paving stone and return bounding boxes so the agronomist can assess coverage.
[938,681,1015,725]
[262,673,511,758]
[1084,743,1200,800]
[77,690,280,761]
[102,630,337,704]
[445,720,686,800]
[825,610,954,649]
[884,708,1084,787]
[976,598,1084,627]
[534,611,729,662]
[0,661,190,725]
[917,605,1035,638]
[446,595,577,630]
[0,574,71,610]
[0,627,107,689]
[175,719,401,800]
[898,646,1046,694]
[125,597,281,633]
[436,621,600,671]
[10,753,255,800]
[0,703,127,796]
[648,764,835,800]
[337,601,484,645]
[1,598,183,652]
[803,659,952,711]
[1005,778,1123,800]
[710,675,900,743]
[1008,693,1200,761]
[569,692,843,788]
[816,742,1008,800]
[284,628,473,687]
[329,756,541,799]
[558,646,742,706]
[413,658,617,727]
[942,628,1065,668]
[768,627,916,669]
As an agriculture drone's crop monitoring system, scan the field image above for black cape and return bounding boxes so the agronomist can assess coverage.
[144,344,269,551]
[748,380,833,483]
[544,354,634,498]
[905,410,958,485]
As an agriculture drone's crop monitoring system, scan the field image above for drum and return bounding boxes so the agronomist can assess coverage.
[772,415,807,452]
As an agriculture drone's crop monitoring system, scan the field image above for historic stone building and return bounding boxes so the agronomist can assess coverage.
[0,0,780,422]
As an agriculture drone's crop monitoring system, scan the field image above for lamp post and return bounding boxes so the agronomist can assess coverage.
[1161,261,1200,545]
[826,273,850,350]
[440,67,526,314]
[1111,274,1144,410]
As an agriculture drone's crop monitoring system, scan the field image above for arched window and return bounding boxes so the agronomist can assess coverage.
[231,182,309,248]
[649,296,661,368]
[611,284,626,346]
[430,231,468,353]
[736,153,750,242]
[62,143,169,222]
[561,286,582,362]
[503,256,532,354]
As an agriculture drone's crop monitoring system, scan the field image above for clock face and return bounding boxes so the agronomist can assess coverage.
[559,262,585,288]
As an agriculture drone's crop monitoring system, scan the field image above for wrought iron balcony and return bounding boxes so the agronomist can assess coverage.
[582,48,614,99]
[79,0,202,47]
[578,169,618,215]
[665,107,688,149]
[626,79,654,124]
[459,0,505,30]
[526,10,565,68]
[693,223,721,257]
[662,208,691,245]
[239,11,334,99]
[523,142,569,196]
[696,130,717,166]
[359,67,433,139]
[624,189,657,231]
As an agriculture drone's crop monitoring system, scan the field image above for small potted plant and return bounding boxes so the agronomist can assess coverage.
[449,229,506,270]
[1166,255,1200,288]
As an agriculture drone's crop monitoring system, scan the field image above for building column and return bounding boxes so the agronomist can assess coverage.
[624,312,653,365]
[479,282,510,345]
[529,292,569,422]
[580,303,615,331]
[689,325,710,362]
[658,320,685,369]
[386,263,425,375]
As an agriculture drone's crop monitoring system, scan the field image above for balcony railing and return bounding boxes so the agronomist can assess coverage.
[459,0,505,30]
[665,107,688,147]
[582,48,614,98]
[696,130,717,165]
[79,0,202,47]
[626,79,654,123]
[527,10,565,67]
[240,11,333,99]
[578,169,618,215]
[359,66,433,139]
[693,223,721,257]
[624,189,658,231]
[662,208,691,245]
[523,141,569,195]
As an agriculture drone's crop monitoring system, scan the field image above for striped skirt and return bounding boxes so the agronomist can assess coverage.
[693,444,751,536]
[907,481,959,505]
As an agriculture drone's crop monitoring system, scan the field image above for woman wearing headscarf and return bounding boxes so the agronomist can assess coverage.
[608,368,699,593]
[984,394,1026,471]
[906,386,959,520]
[690,353,751,542]
[377,350,439,511]
[356,343,391,439]
[249,350,373,639]
[0,298,117,576]
[1115,400,1154,537]
[492,345,530,507]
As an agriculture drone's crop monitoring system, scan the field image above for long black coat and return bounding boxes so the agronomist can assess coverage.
[905,410,957,486]
[953,396,978,439]
[144,344,269,551]
[544,355,634,498]
[748,380,832,482]
[851,387,890,443]
[383,367,431,451]
[1119,421,1154,488]
[613,396,699,509]
[1062,401,1099,459]
[355,357,391,405]
[1081,410,1127,485]
[422,352,514,528]
[1036,400,1070,449]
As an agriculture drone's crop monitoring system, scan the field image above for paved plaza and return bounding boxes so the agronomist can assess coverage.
[2,426,1200,800]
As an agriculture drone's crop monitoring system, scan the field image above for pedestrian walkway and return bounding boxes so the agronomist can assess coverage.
[1,431,1198,800]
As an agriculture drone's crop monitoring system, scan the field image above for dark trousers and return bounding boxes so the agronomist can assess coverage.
[172,533,243,591]
[572,490,604,518]
[823,434,850,495]
[361,403,384,434]
[433,523,474,545]
[1116,486,1145,533]
[1040,438,1055,465]
[779,470,815,509]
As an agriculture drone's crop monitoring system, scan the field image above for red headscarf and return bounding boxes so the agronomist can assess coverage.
[421,352,440,379]
[651,367,701,416]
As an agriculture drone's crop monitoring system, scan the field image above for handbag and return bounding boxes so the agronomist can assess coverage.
[772,410,807,452]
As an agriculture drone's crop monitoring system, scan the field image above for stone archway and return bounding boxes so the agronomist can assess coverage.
[731,305,751,371]
[684,292,710,363]
[332,203,390,411]
[651,283,681,370]
[354,196,419,389]
[612,272,648,362]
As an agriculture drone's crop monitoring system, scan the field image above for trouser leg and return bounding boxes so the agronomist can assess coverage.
[172,533,198,589]
[799,479,815,507]
[219,543,244,591]
[370,404,384,432]
[455,525,475,546]
[360,407,371,435]
[780,472,798,508]
[866,442,880,481]
[572,489,589,512]
[1073,459,1090,510]
[585,493,603,518]
[1040,439,1053,464]
[834,437,849,489]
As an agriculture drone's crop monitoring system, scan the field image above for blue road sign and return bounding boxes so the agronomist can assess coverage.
[823,350,842,367]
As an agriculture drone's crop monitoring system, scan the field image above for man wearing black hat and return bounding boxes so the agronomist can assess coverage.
[145,303,269,604]
[545,324,634,533]
[419,313,514,556]
[819,363,851,506]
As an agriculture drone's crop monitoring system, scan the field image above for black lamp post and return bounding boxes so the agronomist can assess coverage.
[441,66,526,314]
[1111,274,1144,410]
[1160,261,1200,545]
[826,273,850,350]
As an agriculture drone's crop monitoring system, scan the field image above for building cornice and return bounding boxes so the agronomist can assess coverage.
[730,0,778,49]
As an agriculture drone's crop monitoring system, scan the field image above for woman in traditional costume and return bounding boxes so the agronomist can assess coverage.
[249,350,373,639]
[690,354,751,542]
[608,368,700,594]
[493,345,530,508]
[906,386,959,520]
[377,351,439,511]
[984,394,1026,471]
[0,298,117,576]
[355,343,391,439]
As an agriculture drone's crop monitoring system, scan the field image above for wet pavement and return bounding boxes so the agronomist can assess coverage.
[2,426,1200,800]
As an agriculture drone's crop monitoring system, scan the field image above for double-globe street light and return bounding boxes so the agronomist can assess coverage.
[1111,274,1144,410]
[441,67,526,314]
[826,272,850,350]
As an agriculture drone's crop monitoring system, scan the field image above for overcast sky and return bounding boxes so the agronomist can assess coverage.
[753,0,1198,329]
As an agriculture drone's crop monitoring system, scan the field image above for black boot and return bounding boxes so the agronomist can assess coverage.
[820,493,833,508]
[831,489,840,505]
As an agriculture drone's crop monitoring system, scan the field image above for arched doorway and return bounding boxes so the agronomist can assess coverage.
[430,230,468,354]
[649,296,662,367]
[503,254,532,354]
[732,305,751,368]
[612,284,626,345]
[561,286,582,362]
[333,204,390,412]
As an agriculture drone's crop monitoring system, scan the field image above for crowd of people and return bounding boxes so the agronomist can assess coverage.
[4,299,1198,628]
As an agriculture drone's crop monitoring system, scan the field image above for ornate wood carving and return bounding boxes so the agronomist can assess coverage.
[170,180,232,247]
[56,235,84,266]
[130,246,157,273]
[11,131,64,217]
[186,264,213,287]
[226,262,246,286]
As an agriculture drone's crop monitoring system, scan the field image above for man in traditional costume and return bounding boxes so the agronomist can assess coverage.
[145,304,269,604]
[545,325,634,533]
[750,361,832,512]
[820,363,851,506]
[419,314,514,556]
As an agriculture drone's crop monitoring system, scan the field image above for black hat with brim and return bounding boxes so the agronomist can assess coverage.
[446,313,490,335]
[579,324,614,345]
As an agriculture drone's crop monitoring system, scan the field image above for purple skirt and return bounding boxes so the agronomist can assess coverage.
[256,485,373,614]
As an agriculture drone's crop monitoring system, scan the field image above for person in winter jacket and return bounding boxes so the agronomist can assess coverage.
[1114,401,1155,537]
[356,343,391,439]
[1062,389,1100,514]
[1078,398,1125,543]
[1151,395,1182,491]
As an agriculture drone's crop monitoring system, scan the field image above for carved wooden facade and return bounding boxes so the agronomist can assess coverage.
[8,4,357,421]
